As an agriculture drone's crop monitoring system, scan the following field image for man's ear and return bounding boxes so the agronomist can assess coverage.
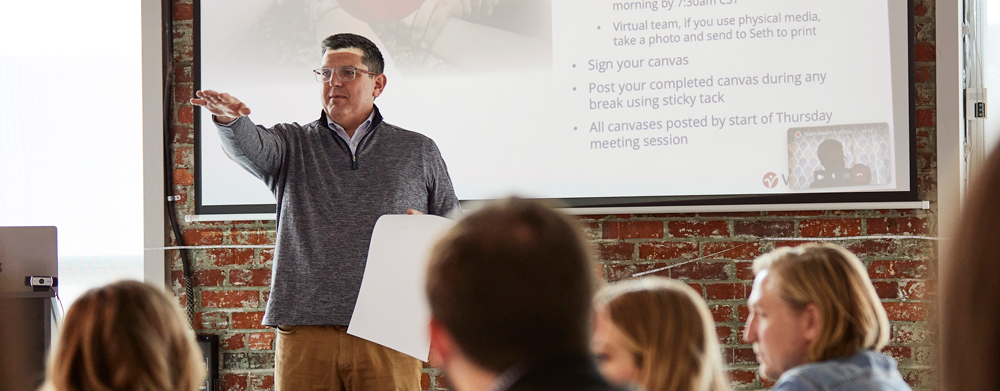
[372,73,387,98]
[429,317,454,367]
[801,303,823,342]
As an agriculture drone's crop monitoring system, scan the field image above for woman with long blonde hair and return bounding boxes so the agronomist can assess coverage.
[592,277,730,391]
[42,280,205,391]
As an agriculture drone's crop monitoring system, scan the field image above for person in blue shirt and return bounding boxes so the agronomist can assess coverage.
[743,244,912,391]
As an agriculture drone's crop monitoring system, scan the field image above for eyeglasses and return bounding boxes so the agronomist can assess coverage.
[313,66,378,83]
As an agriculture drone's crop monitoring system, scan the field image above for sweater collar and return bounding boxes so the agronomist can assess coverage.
[319,105,384,132]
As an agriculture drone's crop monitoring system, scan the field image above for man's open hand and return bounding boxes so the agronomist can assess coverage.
[190,90,252,124]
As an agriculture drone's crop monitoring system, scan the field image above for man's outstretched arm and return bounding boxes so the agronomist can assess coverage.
[191,89,285,181]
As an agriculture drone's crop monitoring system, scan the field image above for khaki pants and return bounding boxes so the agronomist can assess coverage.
[275,325,422,391]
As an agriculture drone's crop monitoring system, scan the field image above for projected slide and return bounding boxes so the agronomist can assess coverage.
[197,0,912,211]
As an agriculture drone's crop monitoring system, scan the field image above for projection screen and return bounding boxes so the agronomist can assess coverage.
[194,0,916,214]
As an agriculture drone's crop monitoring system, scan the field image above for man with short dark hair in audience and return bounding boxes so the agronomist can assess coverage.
[425,198,624,391]
[743,244,911,391]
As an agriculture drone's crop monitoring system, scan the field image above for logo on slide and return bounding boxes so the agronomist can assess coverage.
[762,172,779,189]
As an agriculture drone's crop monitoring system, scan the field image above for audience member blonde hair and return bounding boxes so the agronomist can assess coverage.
[942,147,1000,391]
[592,277,730,391]
[42,280,205,391]
[752,243,890,362]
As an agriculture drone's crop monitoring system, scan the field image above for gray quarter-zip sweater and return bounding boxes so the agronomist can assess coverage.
[216,106,459,326]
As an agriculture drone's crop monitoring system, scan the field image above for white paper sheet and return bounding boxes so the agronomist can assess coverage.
[347,214,455,361]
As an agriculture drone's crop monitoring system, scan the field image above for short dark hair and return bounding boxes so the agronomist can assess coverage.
[426,198,598,372]
[321,33,384,74]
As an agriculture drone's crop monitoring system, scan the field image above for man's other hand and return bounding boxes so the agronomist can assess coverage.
[406,209,425,215]
[190,90,252,124]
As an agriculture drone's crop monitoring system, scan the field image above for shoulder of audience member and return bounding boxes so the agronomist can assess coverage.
[775,350,910,391]
[773,371,824,391]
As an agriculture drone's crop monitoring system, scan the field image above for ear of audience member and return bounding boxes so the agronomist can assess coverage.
[425,198,619,391]
[942,147,1000,391]
[41,280,205,391]
[744,243,911,391]
[592,277,731,391]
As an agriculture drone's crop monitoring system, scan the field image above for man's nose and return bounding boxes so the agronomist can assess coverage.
[742,317,757,343]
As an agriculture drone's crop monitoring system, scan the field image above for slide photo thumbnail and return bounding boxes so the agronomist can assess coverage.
[787,123,893,190]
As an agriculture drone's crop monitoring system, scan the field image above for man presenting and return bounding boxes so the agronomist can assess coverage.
[191,33,459,391]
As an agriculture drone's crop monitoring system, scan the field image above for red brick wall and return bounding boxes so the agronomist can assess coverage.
[168,1,938,389]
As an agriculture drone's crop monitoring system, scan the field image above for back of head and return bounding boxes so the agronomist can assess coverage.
[321,33,385,74]
[753,243,889,362]
[942,147,1000,391]
[595,277,729,391]
[45,281,205,391]
[426,198,597,372]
